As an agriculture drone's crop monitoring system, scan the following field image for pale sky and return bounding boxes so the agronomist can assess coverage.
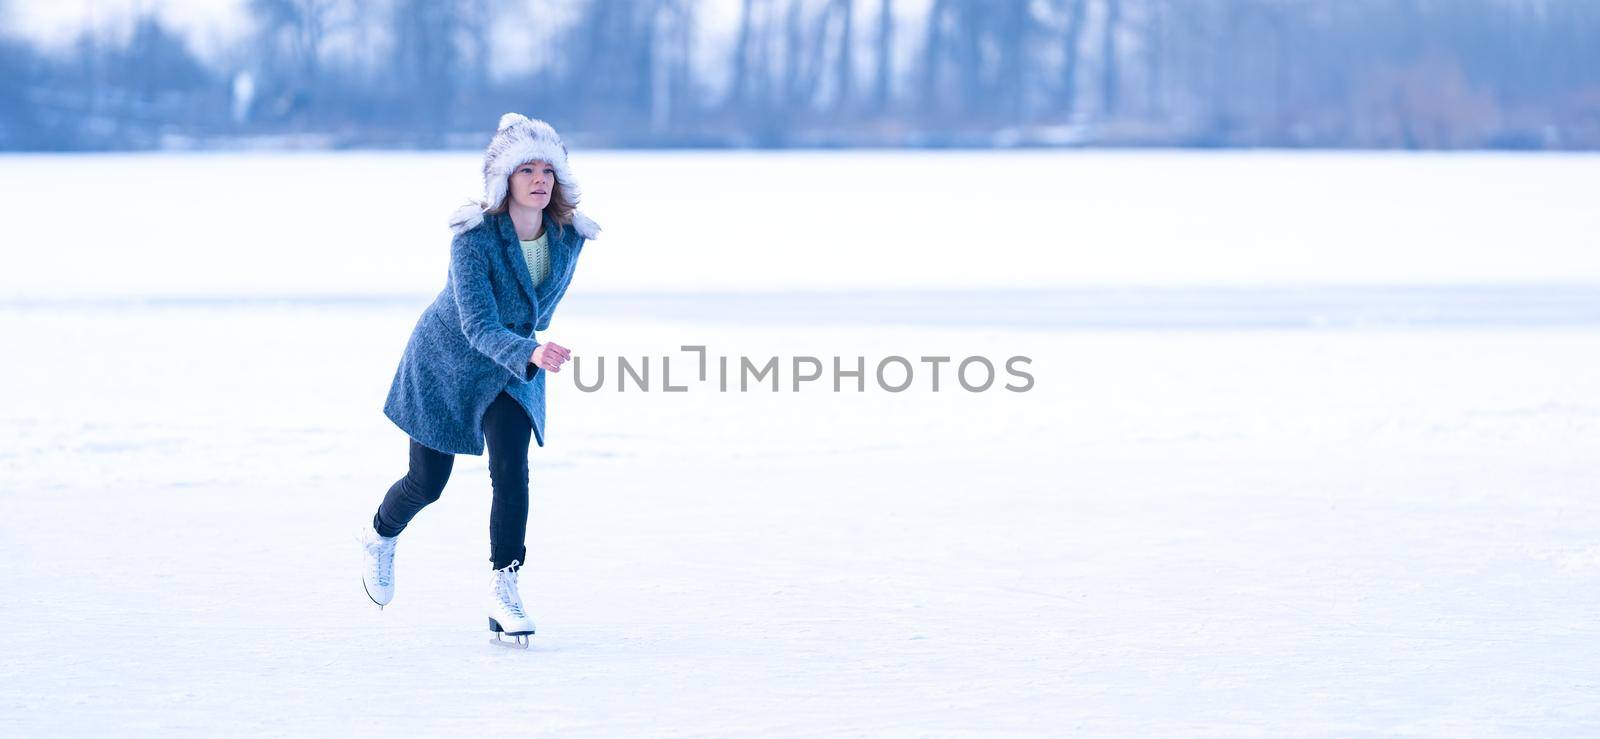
[4,0,735,71]
[3,0,932,81]
[5,0,252,63]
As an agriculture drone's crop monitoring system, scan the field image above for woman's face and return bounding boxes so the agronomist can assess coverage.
[507,160,555,211]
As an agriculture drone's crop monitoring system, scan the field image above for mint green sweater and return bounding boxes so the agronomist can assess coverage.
[518,231,551,286]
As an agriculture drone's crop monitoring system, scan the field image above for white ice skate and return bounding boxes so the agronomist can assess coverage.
[357,524,397,608]
[487,560,536,648]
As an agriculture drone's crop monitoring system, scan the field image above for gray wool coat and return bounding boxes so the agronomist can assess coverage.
[383,210,589,455]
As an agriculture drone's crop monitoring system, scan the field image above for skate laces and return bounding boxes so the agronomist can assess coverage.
[365,530,396,587]
[493,559,525,618]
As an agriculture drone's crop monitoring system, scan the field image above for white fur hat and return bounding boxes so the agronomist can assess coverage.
[448,113,600,239]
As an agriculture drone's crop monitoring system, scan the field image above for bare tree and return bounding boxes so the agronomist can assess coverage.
[729,0,759,108]
[459,0,495,93]
[391,0,462,132]
[1057,0,1088,118]
[873,0,893,111]
[249,0,336,84]
[834,0,855,112]
[1099,0,1121,118]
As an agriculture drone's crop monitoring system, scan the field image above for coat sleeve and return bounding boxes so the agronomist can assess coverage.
[449,233,541,382]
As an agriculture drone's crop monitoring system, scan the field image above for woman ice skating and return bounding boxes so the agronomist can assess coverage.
[358,113,600,648]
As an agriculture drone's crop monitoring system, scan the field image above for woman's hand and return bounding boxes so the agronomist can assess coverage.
[531,342,571,373]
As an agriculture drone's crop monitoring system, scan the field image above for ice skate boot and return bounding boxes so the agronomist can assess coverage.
[488,559,536,648]
[357,523,397,608]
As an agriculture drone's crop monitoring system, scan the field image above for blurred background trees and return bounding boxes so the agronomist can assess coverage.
[1,0,1596,150]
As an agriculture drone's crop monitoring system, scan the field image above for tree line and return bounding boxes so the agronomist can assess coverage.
[2,0,1597,150]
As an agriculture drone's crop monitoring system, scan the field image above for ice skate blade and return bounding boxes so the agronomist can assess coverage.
[490,633,530,649]
[489,618,533,648]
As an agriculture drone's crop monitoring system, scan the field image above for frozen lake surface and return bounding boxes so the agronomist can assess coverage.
[2,151,1599,736]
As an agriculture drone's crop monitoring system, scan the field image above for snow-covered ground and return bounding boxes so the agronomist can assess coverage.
[2,151,1599,736]
[4,148,1600,299]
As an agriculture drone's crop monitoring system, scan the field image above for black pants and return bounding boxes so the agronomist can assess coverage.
[373,390,531,570]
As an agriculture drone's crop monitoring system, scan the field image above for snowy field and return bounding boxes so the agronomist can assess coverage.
[3,151,1600,736]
